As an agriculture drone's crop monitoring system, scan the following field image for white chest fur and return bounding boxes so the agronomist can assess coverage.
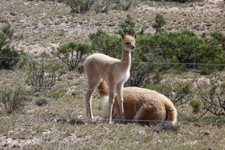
[117,66,130,83]
[102,95,110,119]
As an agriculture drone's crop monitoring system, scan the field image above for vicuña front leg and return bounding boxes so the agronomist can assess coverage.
[108,84,116,124]
[116,82,125,120]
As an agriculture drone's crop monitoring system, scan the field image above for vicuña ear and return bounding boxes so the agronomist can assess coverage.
[122,32,126,39]
[132,33,136,38]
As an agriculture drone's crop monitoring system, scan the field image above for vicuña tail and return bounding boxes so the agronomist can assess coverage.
[164,100,177,125]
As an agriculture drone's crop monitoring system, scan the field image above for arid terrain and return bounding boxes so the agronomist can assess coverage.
[1,0,224,54]
[0,0,225,149]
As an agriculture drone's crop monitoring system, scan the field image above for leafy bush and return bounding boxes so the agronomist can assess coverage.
[137,30,225,74]
[116,14,136,36]
[152,13,166,34]
[1,86,25,114]
[190,100,201,114]
[0,24,23,69]
[89,29,122,58]
[198,31,225,74]
[52,42,91,70]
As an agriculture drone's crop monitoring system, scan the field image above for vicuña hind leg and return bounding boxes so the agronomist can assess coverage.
[116,82,125,120]
[108,83,116,124]
[85,78,100,121]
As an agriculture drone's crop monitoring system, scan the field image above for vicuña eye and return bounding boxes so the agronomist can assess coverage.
[126,42,129,45]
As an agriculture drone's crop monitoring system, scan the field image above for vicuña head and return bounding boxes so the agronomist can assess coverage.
[83,32,136,123]
[78,64,84,74]
[122,32,136,52]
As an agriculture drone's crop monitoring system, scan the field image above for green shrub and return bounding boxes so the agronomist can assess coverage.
[52,42,91,70]
[89,29,121,58]
[190,100,201,114]
[0,24,23,69]
[116,14,136,36]
[137,30,225,74]
[152,13,166,34]
[221,82,225,89]
[1,86,25,114]
[198,31,225,74]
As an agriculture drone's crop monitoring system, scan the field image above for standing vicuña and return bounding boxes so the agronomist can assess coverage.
[83,32,136,123]
[97,80,177,125]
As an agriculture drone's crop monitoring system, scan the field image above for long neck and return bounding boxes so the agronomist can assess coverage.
[121,45,131,69]
[97,80,108,98]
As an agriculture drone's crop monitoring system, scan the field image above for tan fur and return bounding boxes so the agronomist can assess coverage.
[98,80,177,124]
[78,64,85,74]
[83,32,136,123]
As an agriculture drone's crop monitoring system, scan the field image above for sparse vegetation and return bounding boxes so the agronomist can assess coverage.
[28,54,58,92]
[92,0,111,13]
[0,86,25,114]
[66,0,93,13]
[169,0,203,2]
[121,0,134,11]
[196,71,225,117]
[1,0,225,149]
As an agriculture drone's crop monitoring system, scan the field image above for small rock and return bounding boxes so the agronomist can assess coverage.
[198,3,205,7]
[208,148,213,150]
[12,145,20,148]
[35,99,48,106]
[67,132,72,136]
[138,130,145,136]
[204,131,210,136]
[10,12,16,16]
